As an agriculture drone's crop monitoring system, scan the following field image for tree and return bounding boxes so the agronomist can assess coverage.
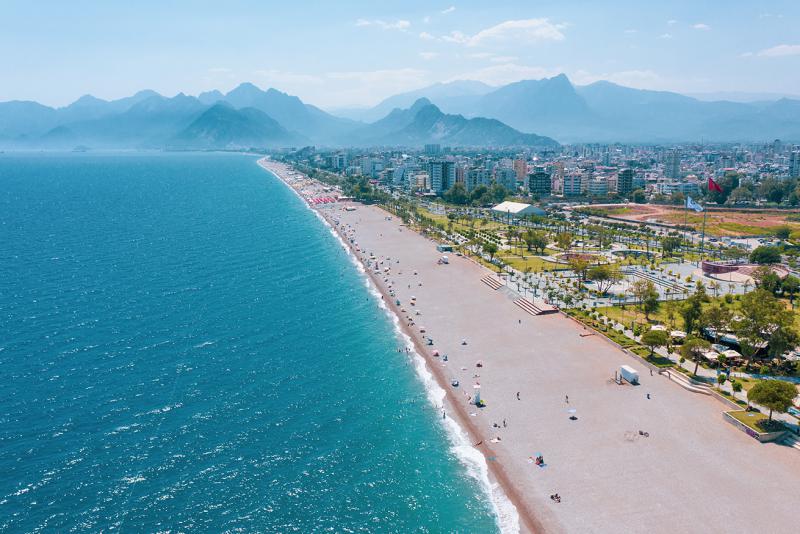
[681,337,711,376]
[774,225,792,241]
[443,182,469,205]
[641,329,669,357]
[782,275,800,308]
[749,245,782,265]
[482,241,498,266]
[751,265,781,294]
[524,230,548,254]
[661,236,682,257]
[747,380,798,422]
[735,289,799,361]
[555,232,573,251]
[568,257,591,281]
[587,264,622,294]
[706,174,739,205]
[631,189,647,204]
[631,279,659,319]
[727,186,754,205]
[699,303,732,344]
[681,293,704,334]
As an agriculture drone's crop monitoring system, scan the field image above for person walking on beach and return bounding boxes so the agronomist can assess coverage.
[565,395,569,404]
[516,392,520,400]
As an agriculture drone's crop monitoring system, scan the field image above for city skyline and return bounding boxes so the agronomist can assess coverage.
[3,0,800,109]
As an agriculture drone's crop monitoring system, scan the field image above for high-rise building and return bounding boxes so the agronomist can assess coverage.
[665,150,681,179]
[465,167,491,192]
[790,150,800,178]
[513,159,527,180]
[551,162,565,194]
[587,177,609,197]
[495,167,518,191]
[527,167,551,197]
[617,168,634,196]
[563,173,583,196]
[455,165,466,185]
[424,144,441,156]
[427,161,455,193]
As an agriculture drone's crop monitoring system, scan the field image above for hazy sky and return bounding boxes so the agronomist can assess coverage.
[2,0,799,109]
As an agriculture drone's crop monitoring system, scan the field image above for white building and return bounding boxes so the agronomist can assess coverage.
[491,201,545,218]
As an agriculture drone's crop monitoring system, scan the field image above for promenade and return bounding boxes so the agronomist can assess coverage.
[333,202,800,533]
[261,160,800,533]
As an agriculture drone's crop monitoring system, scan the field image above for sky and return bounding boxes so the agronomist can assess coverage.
[2,0,799,109]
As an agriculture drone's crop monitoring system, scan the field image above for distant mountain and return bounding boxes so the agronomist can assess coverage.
[170,103,305,148]
[349,99,558,148]
[0,101,58,139]
[0,90,160,140]
[198,89,225,105]
[346,97,434,143]
[687,91,800,103]
[474,74,590,138]
[366,74,800,142]
[341,80,494,122]
[4,76,800,147]
[38,93,208,148]
[220,83,358,142]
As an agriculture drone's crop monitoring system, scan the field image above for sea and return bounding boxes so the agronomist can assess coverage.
[0,152,505,532]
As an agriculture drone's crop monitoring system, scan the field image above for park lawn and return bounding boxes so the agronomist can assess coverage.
[599,295,800,333]
[596,303,674,329]
[732,376,760,392]
[727,410,771,431]
[498,252,560,272]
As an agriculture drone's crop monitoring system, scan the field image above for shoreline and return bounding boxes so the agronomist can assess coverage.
[257,158,534,533]
[255,158,800,534]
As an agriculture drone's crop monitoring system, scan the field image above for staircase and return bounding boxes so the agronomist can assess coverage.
[780,432,800,451]
[480,275,504,290]
[661,369,712,395]
[514,298,558,316]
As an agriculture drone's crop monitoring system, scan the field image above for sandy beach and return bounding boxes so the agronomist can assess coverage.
[259,159,800,534]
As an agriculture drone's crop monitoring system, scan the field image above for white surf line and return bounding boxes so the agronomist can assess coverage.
[257,158,519,534]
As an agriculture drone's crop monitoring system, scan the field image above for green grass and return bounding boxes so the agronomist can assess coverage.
[727,410,776,432]
[497,251,560,272]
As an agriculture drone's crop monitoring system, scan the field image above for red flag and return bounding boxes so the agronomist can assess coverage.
[708,177,723,193]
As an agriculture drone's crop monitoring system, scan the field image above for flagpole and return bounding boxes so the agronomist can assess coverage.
[684,199,689,250]
[699,201,707,266]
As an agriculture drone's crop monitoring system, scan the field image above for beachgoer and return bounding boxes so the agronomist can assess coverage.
[503,419,507,428]
[565,395,569,403]
[647,393,651,399]
[516,392,520,400]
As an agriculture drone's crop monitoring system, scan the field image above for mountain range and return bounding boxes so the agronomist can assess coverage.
[2,74,799,148]
[355,74,800,143]
[346,97,557,147]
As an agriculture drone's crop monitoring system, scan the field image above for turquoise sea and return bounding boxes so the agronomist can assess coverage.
[0,153,499,532]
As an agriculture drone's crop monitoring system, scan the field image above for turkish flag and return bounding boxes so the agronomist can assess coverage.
[708,177,723,192]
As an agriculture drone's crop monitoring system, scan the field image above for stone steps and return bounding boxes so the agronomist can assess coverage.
[480,275,504,290]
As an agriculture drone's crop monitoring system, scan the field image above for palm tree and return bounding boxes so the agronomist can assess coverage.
[709,280,721,298]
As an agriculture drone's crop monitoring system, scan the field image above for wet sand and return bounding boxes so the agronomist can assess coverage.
[260,159,800,534]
